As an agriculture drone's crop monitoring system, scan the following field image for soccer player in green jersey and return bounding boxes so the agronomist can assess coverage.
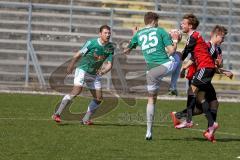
[124,12,179,140]
[52,25,114,124]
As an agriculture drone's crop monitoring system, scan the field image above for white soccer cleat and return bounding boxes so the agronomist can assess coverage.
[145,132,152,140]
[175,120,193,129]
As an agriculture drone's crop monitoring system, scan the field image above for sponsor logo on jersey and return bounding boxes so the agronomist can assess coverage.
[93,53,106,61]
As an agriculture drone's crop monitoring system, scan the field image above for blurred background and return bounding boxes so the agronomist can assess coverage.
[0,0,239,99]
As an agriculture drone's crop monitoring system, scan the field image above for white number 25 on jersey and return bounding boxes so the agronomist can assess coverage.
[139,31,158,50]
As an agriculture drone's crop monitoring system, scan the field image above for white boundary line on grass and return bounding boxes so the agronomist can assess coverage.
[1,89,240,102]
[1,117,239,137]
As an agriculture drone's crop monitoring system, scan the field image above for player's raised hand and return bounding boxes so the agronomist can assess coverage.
[223,71,233,79]
[169,29,182,43]
[132,26,139,35]
[180,68,186,78]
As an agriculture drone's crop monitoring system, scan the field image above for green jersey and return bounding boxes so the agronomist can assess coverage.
[128,27,173,70]
[78,38,114,75]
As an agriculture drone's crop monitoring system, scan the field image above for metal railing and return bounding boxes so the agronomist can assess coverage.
[0,0,238,91]
[25,2,46,88]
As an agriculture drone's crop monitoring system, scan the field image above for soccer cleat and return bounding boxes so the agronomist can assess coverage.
[145,137,152,140]
[203,122,219,143]
[145,132,152,140]
[212,122,219,134]
[168,89,178,96]
[81,120,94,125]
[208,122,219,134]
[170,112,181,127]
[52,114,61,123]
[203,129,209,137]
[175,120,193,129]
[203,131,216,143]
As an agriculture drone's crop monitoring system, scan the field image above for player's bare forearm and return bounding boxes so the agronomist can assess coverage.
[182,59,193,70]
[123,48,132,55]
[98,61,113,76]
[167,30,180,56]
[217,68,234,79]
[132,26,139,35]
[166,42,178,56]
[67,51,82,74]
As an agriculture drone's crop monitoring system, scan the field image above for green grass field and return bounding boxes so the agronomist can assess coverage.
[0,93,239,160]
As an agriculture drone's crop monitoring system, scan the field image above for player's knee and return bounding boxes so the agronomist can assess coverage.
[71,86,83,96]
[147,92,157,104]
[193,107,203,116]
[201,100,210,113]
[148,92,157,99]
[210,100,219,110]
[64,94,75,100]
[197,91,205,102]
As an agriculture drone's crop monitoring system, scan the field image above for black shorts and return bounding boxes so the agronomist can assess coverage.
[188,68,217,102]
[200,83,217,102]
[191,68,215,88]
[189,81,217,103]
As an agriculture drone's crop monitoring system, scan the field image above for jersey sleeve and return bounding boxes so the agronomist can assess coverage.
[105,53,113,62]
[208,42,218,59]
[128,33,138,49]
[182,35,197,60]
[79,40,93,55]
[215,46,223,67]
[161,29,173,47]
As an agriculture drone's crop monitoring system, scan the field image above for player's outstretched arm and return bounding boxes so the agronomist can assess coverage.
[179,59,194,78]
[166,31,180,56]
[123,47,132,55]
[182,59,194,70]
[216,68,234,79]
[67,51,82,75]
[132,26,139,35]
[97,61,113,76]
[166,43,177,56]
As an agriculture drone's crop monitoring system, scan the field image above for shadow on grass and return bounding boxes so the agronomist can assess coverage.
[190,137,240,142]
[161,137,240,142]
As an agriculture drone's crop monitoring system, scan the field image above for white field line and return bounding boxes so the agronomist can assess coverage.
[1,89,240,102]
[0,117,239,137]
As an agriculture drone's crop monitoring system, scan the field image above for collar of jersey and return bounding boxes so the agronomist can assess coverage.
[144,25,155,29]
[209,41,215,48]
[97,38,107,46]
[188,30,196,37]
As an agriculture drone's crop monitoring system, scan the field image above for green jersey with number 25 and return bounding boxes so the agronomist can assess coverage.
[128,27,173,70]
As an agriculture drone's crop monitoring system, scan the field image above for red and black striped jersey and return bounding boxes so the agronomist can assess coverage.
[206,41,223,68]
[186,63,197,80]
[182,31,215,70]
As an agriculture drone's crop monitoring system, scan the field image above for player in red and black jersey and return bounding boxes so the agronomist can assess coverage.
[174,14,217,141]
[204,25,233,126]
[171,24,233,142]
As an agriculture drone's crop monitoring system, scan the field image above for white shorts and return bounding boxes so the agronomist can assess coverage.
[74,68,102,90]
[146,60,174,93]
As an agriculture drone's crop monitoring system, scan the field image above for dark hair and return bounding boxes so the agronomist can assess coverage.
[99,25,111,32]
[144,12,159,25]
[183,13,199,29]
[212,25,228,35]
